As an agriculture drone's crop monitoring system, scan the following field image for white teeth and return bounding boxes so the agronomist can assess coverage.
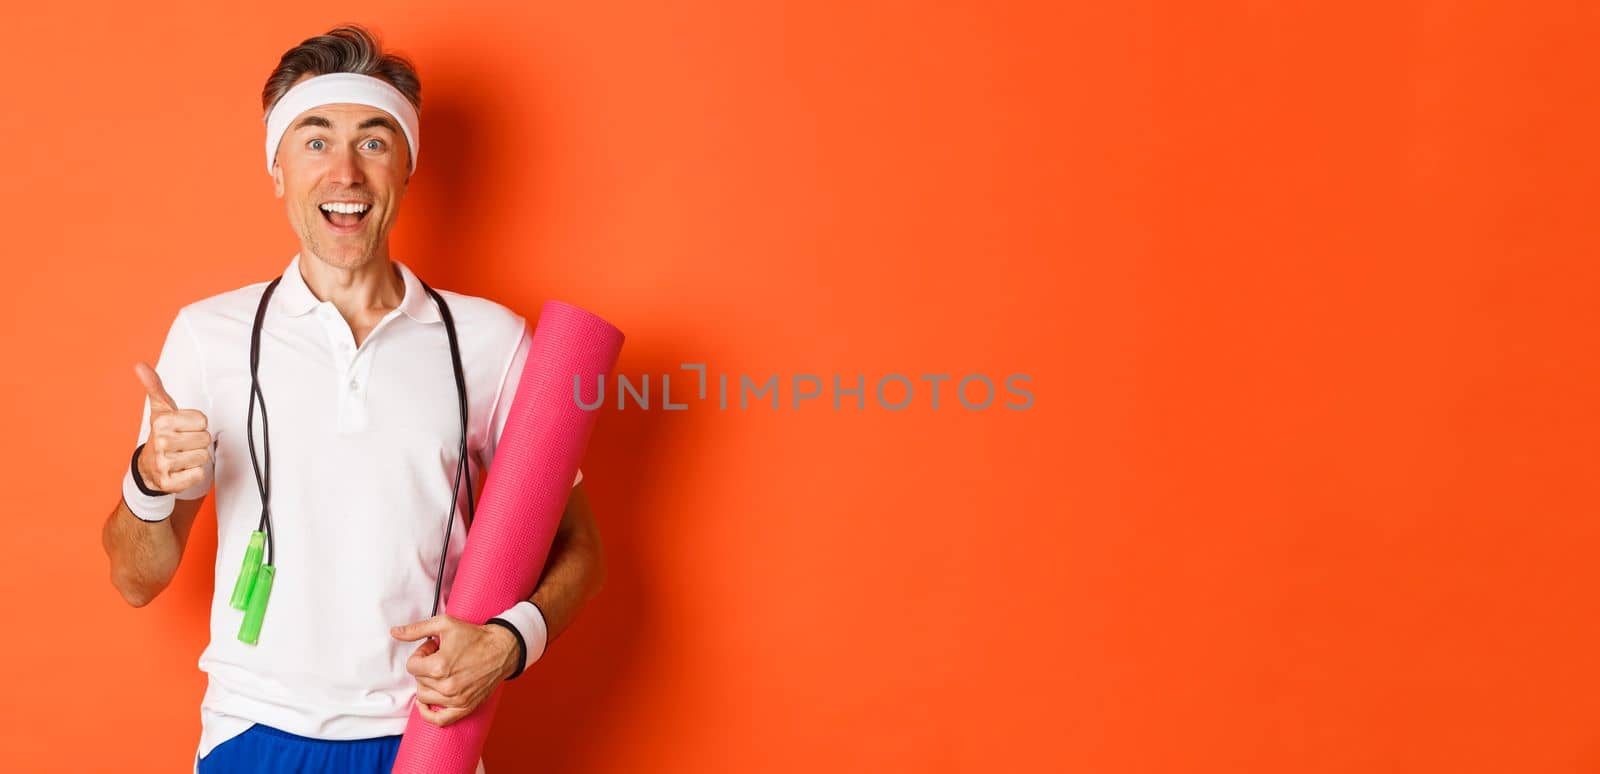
[319,202,370,214]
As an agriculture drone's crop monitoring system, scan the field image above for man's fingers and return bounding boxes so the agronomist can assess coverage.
[135,362,178,413]
[144,438,212,487]
[407,649,447,680]
[160,466,207,493]
[160,447,212,473]
[415,697,445,724]
[164,428,214,452]
[391,615,450,642]
[415,673,462,701]
[415,682,454,707]
[152,410,209,434]
[414,697,467,727]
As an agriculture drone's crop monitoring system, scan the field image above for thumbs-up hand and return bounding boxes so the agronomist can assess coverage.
[134,361,212,494]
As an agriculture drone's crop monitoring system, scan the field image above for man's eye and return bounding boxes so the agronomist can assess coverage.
[364,139,384,151]
[308,139,325,151]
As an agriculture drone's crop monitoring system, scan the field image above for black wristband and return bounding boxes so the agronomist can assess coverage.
[484,617,528,681]
[130,442,168,498]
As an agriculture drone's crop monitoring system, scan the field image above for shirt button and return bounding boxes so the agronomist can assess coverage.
[349,379,360,391]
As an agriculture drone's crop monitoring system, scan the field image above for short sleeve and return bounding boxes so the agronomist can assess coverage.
[481,320,583,488]
[133,309,214,500]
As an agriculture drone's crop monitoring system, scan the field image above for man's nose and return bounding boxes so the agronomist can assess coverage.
[328,145,365,185]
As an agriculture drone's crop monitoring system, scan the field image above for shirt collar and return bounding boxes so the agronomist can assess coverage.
[274,252,441,324]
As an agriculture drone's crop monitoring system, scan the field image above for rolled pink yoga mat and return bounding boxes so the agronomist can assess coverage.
[392,300,623,774]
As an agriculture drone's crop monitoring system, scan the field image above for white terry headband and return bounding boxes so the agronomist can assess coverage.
[263,72,420,175]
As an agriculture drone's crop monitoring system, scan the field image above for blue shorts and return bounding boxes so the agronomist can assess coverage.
[195,723,401,773]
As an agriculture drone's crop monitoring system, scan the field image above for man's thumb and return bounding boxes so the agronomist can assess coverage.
[135,362,178,412]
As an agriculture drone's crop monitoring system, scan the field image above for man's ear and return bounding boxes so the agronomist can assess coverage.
[272,164,284,198]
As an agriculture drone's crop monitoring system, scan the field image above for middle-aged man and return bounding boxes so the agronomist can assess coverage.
[98,24,606,773]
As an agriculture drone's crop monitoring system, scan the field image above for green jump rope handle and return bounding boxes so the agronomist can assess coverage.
[237,563,276,645]
[229,531,266,610]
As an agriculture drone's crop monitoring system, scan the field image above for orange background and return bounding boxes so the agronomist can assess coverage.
[1,1,1595,772]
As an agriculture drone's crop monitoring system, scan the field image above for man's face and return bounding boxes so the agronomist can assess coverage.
[271,94,411,270]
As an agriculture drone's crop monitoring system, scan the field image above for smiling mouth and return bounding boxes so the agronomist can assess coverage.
[319,202,372,230]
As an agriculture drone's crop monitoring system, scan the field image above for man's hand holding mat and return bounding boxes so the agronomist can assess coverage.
[393,300,624,774]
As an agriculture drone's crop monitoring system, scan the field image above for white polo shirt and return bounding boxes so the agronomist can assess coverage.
[122,252,580,768]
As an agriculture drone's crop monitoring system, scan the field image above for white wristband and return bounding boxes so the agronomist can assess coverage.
[495,600,549,673]
[122,467,175,522]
